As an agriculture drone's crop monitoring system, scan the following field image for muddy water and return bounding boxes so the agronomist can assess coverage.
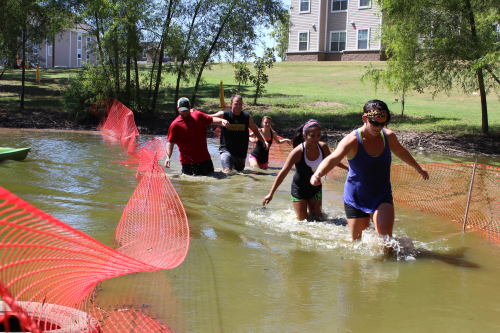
[1,129,500,332]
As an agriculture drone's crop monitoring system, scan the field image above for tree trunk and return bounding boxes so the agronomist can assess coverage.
[21,28,26,109]
[191,2,236,105]
[477,68,488,133]
[134,57,141,110]
[152,0,176,113]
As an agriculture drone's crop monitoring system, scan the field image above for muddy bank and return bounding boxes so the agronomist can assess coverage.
[1,107,499,158]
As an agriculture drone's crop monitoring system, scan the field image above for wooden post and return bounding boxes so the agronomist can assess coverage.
[462,159,478,233]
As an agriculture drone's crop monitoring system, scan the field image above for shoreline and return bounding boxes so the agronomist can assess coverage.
[1,108,500,158]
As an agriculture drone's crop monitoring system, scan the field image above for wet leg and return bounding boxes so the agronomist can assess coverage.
[373,203,395,238]
[292,201,308,221]
[347,217,371,241]
[307,200,323,221]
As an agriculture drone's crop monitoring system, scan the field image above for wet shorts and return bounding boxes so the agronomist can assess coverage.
[181,158,214,176]
[344,197,394,219]
[249,155,269,170]
[291,189,322,202]
[220,150,246,172]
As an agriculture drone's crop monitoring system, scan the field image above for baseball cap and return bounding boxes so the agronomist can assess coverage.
[177,97,190,112]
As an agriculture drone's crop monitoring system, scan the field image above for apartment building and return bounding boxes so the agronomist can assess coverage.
[38,26,97,68]
[287,0,386,61]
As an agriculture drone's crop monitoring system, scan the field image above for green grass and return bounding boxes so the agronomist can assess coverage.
[1,62,499,135]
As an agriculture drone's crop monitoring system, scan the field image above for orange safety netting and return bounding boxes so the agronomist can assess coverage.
[216,126,500,241]
[0,98,189,332]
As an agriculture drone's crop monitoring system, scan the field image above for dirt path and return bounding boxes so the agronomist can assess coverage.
[1,108,500,158]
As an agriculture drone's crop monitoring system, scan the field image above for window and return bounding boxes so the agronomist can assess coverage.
[357,29,369,49]
[48,45,52,56]
[300,0,310,12]
[330,32,346,51]
[78,32,82,41]
[77,49,82,59]
[332,0,347,11]
[359,0,370,8]
[33,45,39,55]
[86,50,90,60]
[86,36,91,43]
[298,32,309,51]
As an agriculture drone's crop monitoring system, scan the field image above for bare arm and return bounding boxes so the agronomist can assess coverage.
[211,111,225,118]
[387,130,429,180]
[164,141,175,168]
[273,131,291,145]
[249,117,269,150]
[263,146,302,206]
[211,116,229,127]
[311,135,356,185]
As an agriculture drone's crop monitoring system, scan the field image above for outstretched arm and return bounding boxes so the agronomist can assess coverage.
[387,130,429,180]
[164,141,175,168]
[311,135,354,185]
[211,111,225,118]
[273,132,291,145]
[263,147,301,206]
[211,116,229,127]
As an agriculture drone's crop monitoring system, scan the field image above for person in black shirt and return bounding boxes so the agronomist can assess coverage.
[212,95,268,172]
[249,116,291,170]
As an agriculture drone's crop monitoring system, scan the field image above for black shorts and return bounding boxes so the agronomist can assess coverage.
[344,197,394,219]
[181,158,214,176]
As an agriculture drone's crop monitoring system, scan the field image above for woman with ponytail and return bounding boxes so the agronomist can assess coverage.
[263,119,349,220]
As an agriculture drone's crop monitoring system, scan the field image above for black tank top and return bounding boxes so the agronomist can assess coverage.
[291,143,325,200]
[219,110,250,158]
[250,130,273,163]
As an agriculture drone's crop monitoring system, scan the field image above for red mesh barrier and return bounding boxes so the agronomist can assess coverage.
[215,125,500,242]
[1,98,188,331]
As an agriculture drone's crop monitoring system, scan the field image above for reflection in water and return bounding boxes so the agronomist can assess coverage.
[1,130,500,332]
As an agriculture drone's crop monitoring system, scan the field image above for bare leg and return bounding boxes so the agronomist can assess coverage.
[346,217,371,241]
[373,203,395,238]
[292,201,308,221]
[249,158,258,168]
[307,200,323,221]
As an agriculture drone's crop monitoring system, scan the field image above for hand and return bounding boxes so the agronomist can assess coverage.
[284,139,292,144]
[418,168,429,180]
[164,157,170,168]
[263,193,273,206]
[264,141,270,150]
[310,173,322,186]
[249,137,257,143]
[221,119,229,127]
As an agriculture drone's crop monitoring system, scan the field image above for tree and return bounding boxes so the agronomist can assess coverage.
[269,6,291,61]
[377,0,500,133]
[233,61,251,93]
[249,47,276,105]
[0,0,73,108]
[361,25,425,116]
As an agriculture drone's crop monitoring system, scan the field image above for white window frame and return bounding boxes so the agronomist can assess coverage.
[358,0,371,9]
[331,0,348,12]
[299,0,311,13]
[298,32,309,51]
[330,31,346,52]
[86,36,91,43]
[78,32,82,41]
[77,49,82,59]
[48,45,52,57]
[356,28,370,49]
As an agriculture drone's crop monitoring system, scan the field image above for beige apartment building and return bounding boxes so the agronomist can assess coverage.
[37,26,97,68]
[287,0,386,61]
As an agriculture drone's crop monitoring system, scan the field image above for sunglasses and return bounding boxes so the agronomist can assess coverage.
[367,118,388,127]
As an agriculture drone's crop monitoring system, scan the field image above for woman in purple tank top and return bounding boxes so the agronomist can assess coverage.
[310,100,429,241]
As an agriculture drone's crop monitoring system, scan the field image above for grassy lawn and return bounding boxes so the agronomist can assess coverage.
[1,62,499,135]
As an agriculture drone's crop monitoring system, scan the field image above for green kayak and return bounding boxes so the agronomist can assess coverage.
[0,147,31,162]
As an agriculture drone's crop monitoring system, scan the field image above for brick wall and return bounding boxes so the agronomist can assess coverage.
[342,51,383,61]
[286,52,325,61]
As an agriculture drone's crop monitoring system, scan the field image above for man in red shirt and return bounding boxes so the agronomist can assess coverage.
[164,97,229,175]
